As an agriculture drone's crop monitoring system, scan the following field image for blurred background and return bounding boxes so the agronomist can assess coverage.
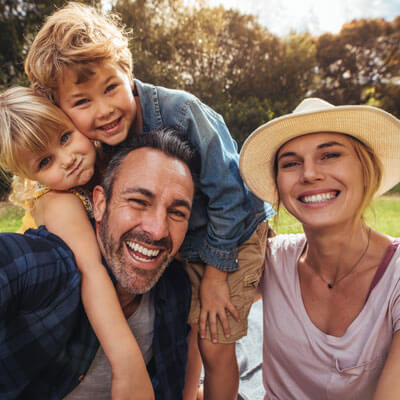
[0,0,399,206]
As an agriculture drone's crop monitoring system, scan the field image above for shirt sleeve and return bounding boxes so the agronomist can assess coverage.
[180,96,268,270]
[0,231,81,397]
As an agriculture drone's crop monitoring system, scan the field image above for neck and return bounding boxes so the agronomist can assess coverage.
[116,283,141,318]
[303,221,370,279]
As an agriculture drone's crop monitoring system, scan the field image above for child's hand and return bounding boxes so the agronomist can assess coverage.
[199,265,240,343]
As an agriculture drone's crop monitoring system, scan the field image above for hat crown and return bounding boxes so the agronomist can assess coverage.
[293,98,334,114]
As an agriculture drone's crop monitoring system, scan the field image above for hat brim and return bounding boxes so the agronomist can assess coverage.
[239,105,400,205]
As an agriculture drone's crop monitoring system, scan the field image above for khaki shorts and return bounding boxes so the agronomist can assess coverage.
[185,221,269,343]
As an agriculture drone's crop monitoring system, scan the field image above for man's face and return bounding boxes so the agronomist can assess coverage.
[93,148,194,295]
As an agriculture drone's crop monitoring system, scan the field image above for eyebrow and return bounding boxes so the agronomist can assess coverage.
[278,141,345,161]
[67,76,115,99]
[123,187,192,211]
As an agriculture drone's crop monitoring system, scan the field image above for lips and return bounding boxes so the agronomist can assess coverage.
[299,191,339,204]
[98,117,122,132]
[68,159,82,176]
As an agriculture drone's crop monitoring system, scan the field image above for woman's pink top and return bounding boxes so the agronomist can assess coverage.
[260,234,400,400]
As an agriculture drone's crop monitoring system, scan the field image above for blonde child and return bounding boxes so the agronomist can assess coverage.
[24,3,275,398]
[0,86,154,400]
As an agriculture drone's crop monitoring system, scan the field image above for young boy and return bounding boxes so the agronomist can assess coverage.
[25,3,274,398]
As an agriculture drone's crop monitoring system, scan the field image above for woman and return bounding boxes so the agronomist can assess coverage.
[239,98,400,400]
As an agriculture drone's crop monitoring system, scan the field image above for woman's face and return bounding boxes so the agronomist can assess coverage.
[276,132,365,230]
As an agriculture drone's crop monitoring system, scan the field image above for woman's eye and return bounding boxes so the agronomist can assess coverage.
[60,132,71,145]
[280,161,299,169]
[323,152,340,160]
[39,157,51,169]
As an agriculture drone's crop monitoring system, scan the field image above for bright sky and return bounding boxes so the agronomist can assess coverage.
[207,0,400,36]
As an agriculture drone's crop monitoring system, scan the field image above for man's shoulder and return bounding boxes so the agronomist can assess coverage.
[0,227,79,291]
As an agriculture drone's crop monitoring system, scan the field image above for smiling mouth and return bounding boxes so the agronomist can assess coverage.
[126,240,162,263]
[299,191,339,204]
[99,117,122,131]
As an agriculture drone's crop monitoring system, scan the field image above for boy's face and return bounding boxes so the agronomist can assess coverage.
[57,62,136,146]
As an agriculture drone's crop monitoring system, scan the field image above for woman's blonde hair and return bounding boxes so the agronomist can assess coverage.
[273,134,383,228]
[25,2,133,102]
[0,86,72,178]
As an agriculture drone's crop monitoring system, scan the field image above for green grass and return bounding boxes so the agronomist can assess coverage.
[269,195,400,237]
[0,202,24,233]
[1,195,400,236]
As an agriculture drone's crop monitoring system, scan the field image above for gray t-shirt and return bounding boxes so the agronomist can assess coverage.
[65,292,154,399]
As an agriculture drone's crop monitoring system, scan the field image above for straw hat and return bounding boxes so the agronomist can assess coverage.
[239,98,400,205]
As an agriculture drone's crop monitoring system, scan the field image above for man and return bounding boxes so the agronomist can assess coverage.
[0,129,196,400]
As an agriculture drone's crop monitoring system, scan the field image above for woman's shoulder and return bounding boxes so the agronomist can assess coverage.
[268,233,306,253]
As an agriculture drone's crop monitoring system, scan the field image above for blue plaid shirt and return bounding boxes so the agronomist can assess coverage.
[0,227,191,399]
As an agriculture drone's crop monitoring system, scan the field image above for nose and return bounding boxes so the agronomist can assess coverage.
[302,159,323,183]
[141,208,169,242]
[96,99,114,119]
[60,151,76,170]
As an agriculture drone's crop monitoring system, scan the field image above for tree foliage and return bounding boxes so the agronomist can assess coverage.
[0,0,399,196]
[313,17,400,115]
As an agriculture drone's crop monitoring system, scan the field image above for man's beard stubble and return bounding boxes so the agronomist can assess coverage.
[98,209,173,295]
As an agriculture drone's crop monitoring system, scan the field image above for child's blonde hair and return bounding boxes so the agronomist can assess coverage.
[0,86,72,178]
[25,2,133,102]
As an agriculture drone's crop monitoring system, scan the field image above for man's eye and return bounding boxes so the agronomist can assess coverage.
[169,209,187,219]
[130,198,147,206]
[39,157,51,169]
[60,132,71,145]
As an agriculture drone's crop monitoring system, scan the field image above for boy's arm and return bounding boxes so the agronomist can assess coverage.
[34,191,154,400]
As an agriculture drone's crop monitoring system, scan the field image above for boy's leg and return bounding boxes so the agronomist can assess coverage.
[199,340,238,400]
[185,221,269,400]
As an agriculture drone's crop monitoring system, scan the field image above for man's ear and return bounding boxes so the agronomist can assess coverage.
[92,185,107,222]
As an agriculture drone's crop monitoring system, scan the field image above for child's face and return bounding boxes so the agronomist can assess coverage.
[57,62,136,146]
[23,123,96,191]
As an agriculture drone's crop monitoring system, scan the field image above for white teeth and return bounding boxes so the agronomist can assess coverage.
[101,118,119,130]
[302,192,337,203]
[126,241,160,258]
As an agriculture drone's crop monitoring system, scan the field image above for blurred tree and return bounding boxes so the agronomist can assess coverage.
[313,17,400,106]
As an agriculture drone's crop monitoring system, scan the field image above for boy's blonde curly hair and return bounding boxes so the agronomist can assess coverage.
[25,2,133,103]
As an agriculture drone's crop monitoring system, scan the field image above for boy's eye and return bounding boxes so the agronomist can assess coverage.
[39,156,51,170]
[60,132,71,145]
[105,83,118,93]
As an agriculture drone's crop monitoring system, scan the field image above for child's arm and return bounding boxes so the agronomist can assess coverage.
[34,191,154,400]
[199,265,240,343]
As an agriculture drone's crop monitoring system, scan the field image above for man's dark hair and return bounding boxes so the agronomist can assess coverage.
[101,128,199,201]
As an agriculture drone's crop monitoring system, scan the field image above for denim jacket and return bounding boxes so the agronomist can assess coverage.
[134,79,274,272]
